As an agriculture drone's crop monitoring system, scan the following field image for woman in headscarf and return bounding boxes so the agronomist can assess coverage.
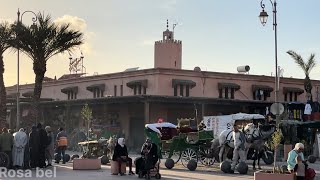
[112,138,134,175]
[287,143,305,180]
[12,128,28,168]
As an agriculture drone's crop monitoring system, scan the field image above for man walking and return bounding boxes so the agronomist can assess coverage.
[56,127,67,164]
[230,124,246,173]
[12,128,28,169]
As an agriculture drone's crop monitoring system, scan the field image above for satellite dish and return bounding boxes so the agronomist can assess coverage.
[270,103,284,115]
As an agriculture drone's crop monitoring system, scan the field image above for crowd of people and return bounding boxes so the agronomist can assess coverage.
[0,123,68,169]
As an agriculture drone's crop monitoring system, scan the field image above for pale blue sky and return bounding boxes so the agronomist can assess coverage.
[1,0,320,86]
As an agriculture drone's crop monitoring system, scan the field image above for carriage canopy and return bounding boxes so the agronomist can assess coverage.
[203,113,265,138]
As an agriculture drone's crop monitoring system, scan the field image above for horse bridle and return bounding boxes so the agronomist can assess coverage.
[243,127,262,142]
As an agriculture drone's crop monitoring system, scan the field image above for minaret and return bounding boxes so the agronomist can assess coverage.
[154,20,182,69]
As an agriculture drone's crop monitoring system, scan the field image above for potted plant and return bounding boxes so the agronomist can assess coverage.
[254,127,295,180]
[73,104,101,170]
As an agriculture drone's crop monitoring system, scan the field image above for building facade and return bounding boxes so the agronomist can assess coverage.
[5,22,320,150]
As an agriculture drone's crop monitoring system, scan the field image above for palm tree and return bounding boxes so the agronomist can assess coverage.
[287,50,316,101]
[13,13,83,123]
[0,23,12,128]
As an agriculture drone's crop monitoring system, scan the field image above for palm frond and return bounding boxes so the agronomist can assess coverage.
[287,50,308,75]
[11,12,84,63]
[306,53,316,75]
[0,22,13,53]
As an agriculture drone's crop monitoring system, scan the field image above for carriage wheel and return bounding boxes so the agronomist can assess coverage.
[181,148,197,167]
[163,150,181,163]
[0,152,9,168]
[199,149,215,166]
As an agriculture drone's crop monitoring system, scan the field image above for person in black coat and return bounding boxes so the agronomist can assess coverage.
[37,123,48,168]
[29,126,40,168]
[112,138,134,175]
[135,138,159,175]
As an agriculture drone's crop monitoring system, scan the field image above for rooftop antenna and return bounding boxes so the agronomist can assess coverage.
[166,19,169,29]
[173,22,178,40]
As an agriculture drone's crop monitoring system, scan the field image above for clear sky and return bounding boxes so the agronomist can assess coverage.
[1,0,320,86]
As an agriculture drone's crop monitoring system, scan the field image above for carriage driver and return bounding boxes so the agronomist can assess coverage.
[230,124,247,174]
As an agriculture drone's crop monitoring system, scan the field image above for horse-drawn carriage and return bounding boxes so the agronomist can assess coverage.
[145,118,215,167]
[209,113,275,169]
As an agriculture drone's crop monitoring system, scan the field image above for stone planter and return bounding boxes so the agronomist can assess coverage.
[73,158,101,170]
[110,160,126,174]
[283,144,292,161]
[254,171,295,180]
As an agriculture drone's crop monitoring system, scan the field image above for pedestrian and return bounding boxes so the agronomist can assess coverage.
[29,125,40,168]
[45,126,54,167]
[23,128,30,169]
[287,143,307,180]
[37,123,48,168]
[230,124,246,174]
[12,128,28,169]
[0,128,14,169]
[56,127,67,164]
[112,138,134,175]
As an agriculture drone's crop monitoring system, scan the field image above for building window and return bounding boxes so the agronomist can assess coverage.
[134,85,137,95]
[93,88,104,98]
[67,91,77,100]
[186,85,190,97]
[225,88,228,99]
[133,84,145,95]
[284,92,298,102]
[219,88,235,99]
[120,85,123,96]
[253,90,269,101]
[173,81,195,97]
[180,84,184,96]
[143,87,146,95]
[138,85,141,94]
[114,85,117,96]
[174,85,178,96]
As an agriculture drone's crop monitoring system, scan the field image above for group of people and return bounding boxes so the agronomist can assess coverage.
[230,123,315,179]
[0,123,68,169]
[112,137,159,177]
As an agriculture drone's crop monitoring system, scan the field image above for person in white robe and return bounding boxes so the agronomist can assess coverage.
[12,128,28,168]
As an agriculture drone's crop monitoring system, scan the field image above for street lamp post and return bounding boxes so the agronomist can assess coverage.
[259,0,280,117]
[16,9,37,130]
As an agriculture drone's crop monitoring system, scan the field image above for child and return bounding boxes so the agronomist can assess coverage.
[295,155,305,180]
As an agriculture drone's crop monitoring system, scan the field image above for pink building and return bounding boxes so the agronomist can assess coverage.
[5,21,320,150]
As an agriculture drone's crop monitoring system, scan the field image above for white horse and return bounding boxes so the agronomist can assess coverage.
[217,123,257,162]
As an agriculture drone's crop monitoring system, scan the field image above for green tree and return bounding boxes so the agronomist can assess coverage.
[0,22,13,128]
[81,104,92,141]
[270,127,282,173]
[12,13,83,123]
[287,50,316,101]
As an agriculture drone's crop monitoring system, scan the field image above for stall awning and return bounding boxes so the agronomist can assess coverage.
[22,91,33,98]
[86,84,105,92]
[218,83,240,90]
[61,86,78,94]
[252,85,274,92]
[172,79,196,88]
[127,79,148,88]
[283,87,304,94]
